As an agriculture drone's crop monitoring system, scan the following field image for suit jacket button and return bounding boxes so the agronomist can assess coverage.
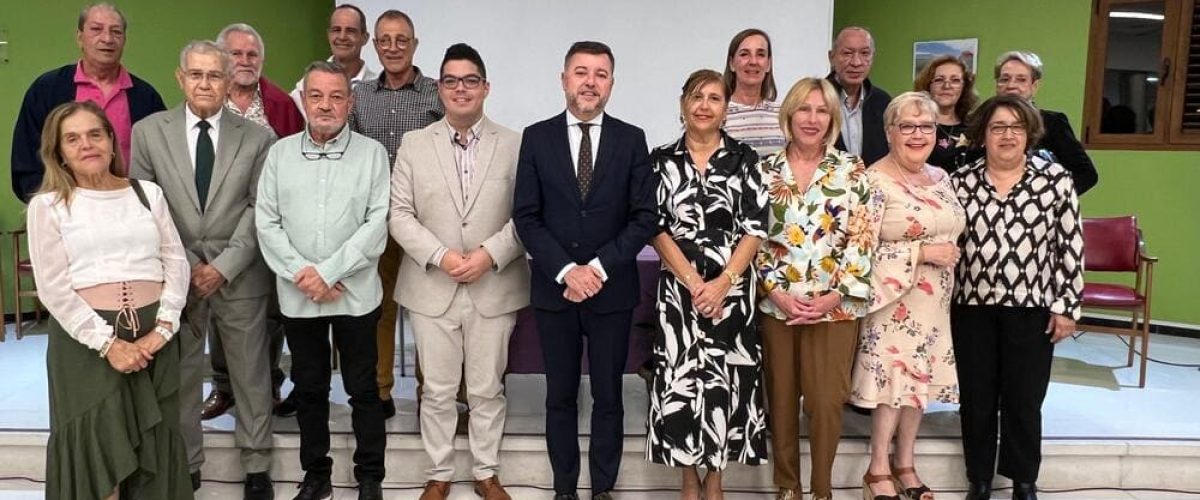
[571,242,579,248]
[462,222,468,227]
[580,210,587,217]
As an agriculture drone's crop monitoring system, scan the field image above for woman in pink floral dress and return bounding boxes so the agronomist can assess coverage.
[851,92,965,500]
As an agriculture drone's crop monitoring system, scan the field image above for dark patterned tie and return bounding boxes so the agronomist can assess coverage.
[195,120,214,211]
[577,123,594,196]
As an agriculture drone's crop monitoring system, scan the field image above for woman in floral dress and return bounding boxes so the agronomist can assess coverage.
[851,92,965,500]
[646,69,769,500]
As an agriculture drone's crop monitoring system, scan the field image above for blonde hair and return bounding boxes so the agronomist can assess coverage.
[679,68,729,121]
[37,101,124,207]
[778,77,842,147]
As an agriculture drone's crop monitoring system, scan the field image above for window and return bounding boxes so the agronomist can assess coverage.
[1083,0,1200,149]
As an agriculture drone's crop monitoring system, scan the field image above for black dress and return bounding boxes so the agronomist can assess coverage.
[929,122,969,173]
[645,134,769,469]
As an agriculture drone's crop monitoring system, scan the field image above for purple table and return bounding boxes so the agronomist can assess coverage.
[506,246,660,374]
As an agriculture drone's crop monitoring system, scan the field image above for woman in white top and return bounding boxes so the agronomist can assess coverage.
[722,28,786,157]
[27,101,191,500]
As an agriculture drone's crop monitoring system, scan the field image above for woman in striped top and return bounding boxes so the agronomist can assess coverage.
[722,29,786,157]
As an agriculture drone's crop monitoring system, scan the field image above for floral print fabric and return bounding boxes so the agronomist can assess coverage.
[755,149,874,322]
[850,168,964,409]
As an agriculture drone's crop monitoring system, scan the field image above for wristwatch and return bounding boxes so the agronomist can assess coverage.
[723,270,742,286]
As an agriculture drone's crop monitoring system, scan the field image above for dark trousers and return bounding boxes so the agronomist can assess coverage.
[284,308,386,483]
[536,306,632,495]
[950,304,1054,483]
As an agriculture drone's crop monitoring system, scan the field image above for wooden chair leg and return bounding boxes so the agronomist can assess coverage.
[1139,308,1151,389]
[1126,311,1138,367]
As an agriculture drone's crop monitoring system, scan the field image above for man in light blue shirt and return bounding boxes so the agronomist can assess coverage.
[255,60,389,500]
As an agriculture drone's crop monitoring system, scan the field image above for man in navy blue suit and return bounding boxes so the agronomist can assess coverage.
[513,41,656,500]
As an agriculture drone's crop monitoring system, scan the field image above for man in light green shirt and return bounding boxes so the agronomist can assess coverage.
[254,60,389,500]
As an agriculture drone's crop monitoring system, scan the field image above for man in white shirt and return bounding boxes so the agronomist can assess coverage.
[129,40,276,500]
[290,3,378,115]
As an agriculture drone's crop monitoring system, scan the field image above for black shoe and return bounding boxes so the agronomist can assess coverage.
[244,472,274,500]
[1013,482,1038,500]
[357,478,383,500]
[964,480,992,500]
[381,398,396,419]
[201,390,235,420]
[293,476,332,500]
[190,471,201,491]
[592,492,613,500]
[554,494,580,500]
[274,392,298,418]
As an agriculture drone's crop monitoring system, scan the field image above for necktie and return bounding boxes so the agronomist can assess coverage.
[577,123,594,196]
[195,120,214,211]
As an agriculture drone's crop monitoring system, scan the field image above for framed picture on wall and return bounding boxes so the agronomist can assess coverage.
[913,38,978,78]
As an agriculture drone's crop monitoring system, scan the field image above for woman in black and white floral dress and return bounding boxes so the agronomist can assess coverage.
[646,69,769,500]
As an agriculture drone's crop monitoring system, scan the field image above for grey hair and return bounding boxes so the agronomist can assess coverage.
[833,26,875,53]
[78,3,127,31]
[994,50,1044,80]
[217,23,265,59]
[302,60,350,93]
[884,91,939,127]
[178,40,233,76]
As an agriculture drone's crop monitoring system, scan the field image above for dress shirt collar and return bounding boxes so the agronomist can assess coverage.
[185,103,223,131]
[73,60,133,90]
[446,117,485,148]
[369,66,434,92]
[566,110,604,129]
[304,123,351,150]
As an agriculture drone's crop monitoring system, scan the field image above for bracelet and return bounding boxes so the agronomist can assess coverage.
[154,325,172,339]
[98,335,117,358]
[723,270,741,285]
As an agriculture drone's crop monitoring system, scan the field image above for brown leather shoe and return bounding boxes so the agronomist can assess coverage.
[473,476,512,500]
[419,480,451,500]
[200,390,234,421]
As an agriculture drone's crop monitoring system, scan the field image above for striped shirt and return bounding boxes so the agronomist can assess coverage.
[724,100,785,158]
[348,67,445,165]
[429,119,483,267]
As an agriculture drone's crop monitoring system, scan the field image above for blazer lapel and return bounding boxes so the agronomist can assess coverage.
[551,112,582,204]
[207,113,245,209]
[589,113,616,199]
[163,107,202,212]
[463,118,498,215]
[431,122,466,216]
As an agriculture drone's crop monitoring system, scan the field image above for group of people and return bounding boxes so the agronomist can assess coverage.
[14,3,1093,500]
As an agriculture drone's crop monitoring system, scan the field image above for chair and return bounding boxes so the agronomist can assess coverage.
[9,229,42,339]
[1080,216,1157,388]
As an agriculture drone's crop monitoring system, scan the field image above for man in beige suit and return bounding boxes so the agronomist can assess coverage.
[129,40,275,500]
[390,44,528,500]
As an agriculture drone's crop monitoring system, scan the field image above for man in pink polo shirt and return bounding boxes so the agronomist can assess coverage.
[11,2,165,202]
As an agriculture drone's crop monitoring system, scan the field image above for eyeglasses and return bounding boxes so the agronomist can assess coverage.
[996,76,1033,86]
[895,123,936,135]
[183,70,227,83]
[988,124,1027,136]
[439,74,485,89]
[300,131,353,160]
[374,36,411,49]
[931,77,964,88]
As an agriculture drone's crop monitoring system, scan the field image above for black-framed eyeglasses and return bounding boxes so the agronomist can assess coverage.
[300,131,352,160]
[895,123,936,135]
[439,74,485,89]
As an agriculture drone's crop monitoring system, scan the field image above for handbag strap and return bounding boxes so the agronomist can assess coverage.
[129,179,151,212]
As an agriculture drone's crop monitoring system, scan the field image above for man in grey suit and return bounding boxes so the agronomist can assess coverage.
[390,43,529,500]
[129,40,275,500]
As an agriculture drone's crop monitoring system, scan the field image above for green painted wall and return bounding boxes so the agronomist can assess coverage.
[835,0,1200,324]
[0,0,329,314]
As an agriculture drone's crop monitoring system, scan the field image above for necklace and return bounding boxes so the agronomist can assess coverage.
[892,158,930,187]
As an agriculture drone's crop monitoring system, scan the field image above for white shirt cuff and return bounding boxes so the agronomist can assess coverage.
[587,257,608,282]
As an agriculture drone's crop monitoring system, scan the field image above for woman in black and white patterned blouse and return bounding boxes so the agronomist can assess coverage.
[646,69,769,499]
[949,95,1084,500]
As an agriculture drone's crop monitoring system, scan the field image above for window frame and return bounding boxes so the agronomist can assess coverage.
[1083,0,1200,150]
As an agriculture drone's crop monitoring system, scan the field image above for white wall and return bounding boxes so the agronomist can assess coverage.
[350,0,834,146]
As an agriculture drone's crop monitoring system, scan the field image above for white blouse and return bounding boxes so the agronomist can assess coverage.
[27,181,190,351]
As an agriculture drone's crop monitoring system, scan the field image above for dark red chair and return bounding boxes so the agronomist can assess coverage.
[1081,216,1157,388]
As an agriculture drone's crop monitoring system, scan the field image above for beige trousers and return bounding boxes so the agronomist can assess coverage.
[410,286,516,481]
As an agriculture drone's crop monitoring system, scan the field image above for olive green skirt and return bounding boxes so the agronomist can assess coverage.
[45,302,193,500]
